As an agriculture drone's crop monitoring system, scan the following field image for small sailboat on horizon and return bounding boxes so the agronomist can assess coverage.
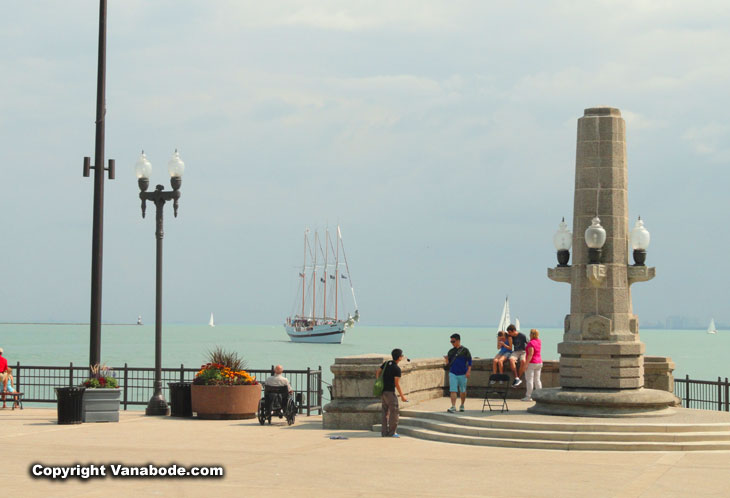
[497,296,520,332]
[707,318,717,334]
[136,315,143,326]
[209,313,215,328]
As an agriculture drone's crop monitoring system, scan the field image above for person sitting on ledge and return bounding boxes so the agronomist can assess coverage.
[492,331,512,374]
[506,324,527,387]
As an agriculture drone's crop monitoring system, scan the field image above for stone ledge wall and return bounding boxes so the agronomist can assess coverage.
[323,354,675,430]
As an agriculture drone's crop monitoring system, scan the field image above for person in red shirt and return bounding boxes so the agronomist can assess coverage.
[0,347,8,392]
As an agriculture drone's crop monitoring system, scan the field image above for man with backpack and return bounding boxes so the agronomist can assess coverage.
[376,348,408,437]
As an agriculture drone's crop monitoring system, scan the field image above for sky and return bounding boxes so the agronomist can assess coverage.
[1,0,729,328]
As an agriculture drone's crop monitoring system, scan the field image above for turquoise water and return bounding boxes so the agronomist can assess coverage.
[0,324,727,386]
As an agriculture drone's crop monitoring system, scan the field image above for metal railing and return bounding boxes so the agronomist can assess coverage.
[9,362,323,415]
[674,375,730,411]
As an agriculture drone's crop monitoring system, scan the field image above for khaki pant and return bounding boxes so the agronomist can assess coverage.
[381,391,399,437]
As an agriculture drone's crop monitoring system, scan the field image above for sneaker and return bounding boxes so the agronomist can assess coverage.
[512,378,522,387]
[447,406,456,413]
[459,405,465,412]
[392,433,400,438]
[520,397,532,402]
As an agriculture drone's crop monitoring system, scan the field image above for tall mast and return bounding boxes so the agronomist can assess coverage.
[301,230,307,318]
[312,231,317,320]
[339,225,358,311]
[323,229,328,319]
[335,226,340,320]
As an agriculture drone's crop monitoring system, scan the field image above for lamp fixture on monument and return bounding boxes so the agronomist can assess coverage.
[630,216,651,266]
[584,216,606,264]
[553,218,572,267]
[136,149,184,416]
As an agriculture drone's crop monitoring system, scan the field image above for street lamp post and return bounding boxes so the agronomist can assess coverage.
[82,0,115,370]
[135,150,185,416]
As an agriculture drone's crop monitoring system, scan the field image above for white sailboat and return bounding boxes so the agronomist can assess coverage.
[707,318,717,334]
[136,315,143,325]
[209,313,215,327]
[497,296,520,331]
[285,225,359,344]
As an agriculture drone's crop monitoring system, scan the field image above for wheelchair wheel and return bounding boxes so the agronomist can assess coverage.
[286,398,297,425]
[257,399,266,426]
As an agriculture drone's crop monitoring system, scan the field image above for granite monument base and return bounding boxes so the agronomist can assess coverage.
[529,387,678,417]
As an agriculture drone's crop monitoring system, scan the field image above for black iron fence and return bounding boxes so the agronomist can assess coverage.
[8,362,323,415]
[674,375,730,411]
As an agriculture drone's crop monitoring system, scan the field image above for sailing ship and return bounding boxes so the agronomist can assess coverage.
[285,226,359,344]
[497,296,520,331]
[209,313,215,328]
[707,318,717,335]
[136,315,143,325]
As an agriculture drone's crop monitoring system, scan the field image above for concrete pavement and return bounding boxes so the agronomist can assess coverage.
[2,405,730,497]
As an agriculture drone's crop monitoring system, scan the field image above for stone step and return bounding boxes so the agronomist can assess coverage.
[373,423,730,451]
[395,417,730,443]
[399,409,730,434]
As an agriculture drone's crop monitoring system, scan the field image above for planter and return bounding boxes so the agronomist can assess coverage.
[191,383,261,419]
[82,388,121,423]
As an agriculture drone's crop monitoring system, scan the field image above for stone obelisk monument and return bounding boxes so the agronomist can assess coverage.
[530,107,676,416]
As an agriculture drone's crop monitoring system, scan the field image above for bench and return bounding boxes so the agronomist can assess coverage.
[1,392,23,410]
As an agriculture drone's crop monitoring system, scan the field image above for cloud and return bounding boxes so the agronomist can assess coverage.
[682,123,730,162]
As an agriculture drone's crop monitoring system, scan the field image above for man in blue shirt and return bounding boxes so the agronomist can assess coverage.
[444,333,472,413]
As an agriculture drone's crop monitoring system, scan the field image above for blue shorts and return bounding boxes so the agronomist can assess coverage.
[449,372,467,393]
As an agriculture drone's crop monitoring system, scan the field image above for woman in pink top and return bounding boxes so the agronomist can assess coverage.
[522,329,543,401]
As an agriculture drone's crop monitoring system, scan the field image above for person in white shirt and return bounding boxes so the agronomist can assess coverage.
[264,365,293,393]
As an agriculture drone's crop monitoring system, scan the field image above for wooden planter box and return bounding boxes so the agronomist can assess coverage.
[191,384,261,419]
[82,388,121,423]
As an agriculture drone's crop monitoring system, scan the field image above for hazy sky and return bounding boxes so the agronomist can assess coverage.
[1,1,729,327]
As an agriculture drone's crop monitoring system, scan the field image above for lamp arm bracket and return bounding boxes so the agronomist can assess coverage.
[547,267,571,283]
[628,266,656,285]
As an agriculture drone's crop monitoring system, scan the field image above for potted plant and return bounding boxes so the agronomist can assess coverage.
[191,348,261,419]
[81,364,121,423]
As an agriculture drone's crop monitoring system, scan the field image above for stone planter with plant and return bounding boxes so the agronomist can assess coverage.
[191,347,261,419]
[81,364,121,423]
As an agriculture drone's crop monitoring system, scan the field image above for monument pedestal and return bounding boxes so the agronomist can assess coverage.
[529,387,677,417]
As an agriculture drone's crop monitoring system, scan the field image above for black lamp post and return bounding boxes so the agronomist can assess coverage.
[135,150,185,416]
[83,0,115,370]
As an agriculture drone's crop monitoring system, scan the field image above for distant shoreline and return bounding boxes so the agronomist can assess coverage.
[0,322,141,326]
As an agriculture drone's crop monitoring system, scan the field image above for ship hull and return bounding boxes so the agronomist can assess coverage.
[284,322,348,344]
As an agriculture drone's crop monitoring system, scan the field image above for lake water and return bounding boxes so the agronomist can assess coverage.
[0,324,727,387]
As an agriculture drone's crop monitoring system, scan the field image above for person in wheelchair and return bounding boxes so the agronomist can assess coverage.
[258,365,297,425]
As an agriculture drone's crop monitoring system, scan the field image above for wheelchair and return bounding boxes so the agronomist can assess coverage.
[257,385,298,426]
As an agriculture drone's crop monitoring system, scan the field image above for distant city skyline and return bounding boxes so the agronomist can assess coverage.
[1,2,729,328]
